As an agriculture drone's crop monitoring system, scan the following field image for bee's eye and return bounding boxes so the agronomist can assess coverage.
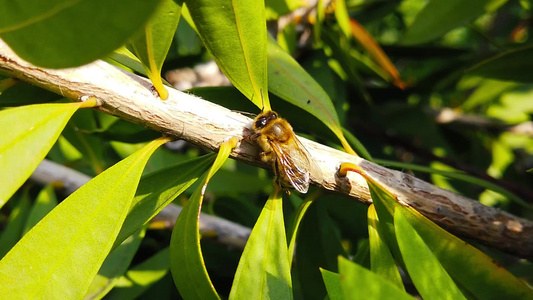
[255,116,268,128]
[269,112,277,119]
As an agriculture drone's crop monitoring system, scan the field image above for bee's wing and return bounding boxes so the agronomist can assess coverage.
[269,135,318,193]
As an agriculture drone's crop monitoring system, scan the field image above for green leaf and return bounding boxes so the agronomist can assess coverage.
[105,247,170,300]
[115,154,215,248]
[402,0,496,45]
[0,102,82,208]
[0,138,168,299]
[22,185,58,235]
[185,0,270,109]
[364,175,533,300]
[367,204,404,290]
[465,45,533,83]
[267,36,341,137]
[0,81,62,106]
[338,256,414,300]
[85,228,145,300]
[0,189,31,258]
[295,201,345,300]
[320,268,344,300]
[131,0,182,99]
[230,189,292,300]
[170,139,238,300]
[287,198,315,264]
[395,210,466,300]
[0,0,162,68]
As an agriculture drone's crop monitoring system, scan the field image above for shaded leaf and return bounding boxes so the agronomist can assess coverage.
[22,185,58,235]
[106,247,170,300]
[131,0,182,99]
[185,0,270,109]
[0,0,162,68]
[230,189,292,300]
[0,102,83,208]
[0,189,31,258]
[465,45,533,83]
[0,138,168,299]
[115,154,215,248]
[0,81,62,106]
[170,138,238,300]
[268,37,355,153]
[402,0,496,45]
[85,228,146,300]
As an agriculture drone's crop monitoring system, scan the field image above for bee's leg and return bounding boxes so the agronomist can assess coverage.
[242,132,260,141]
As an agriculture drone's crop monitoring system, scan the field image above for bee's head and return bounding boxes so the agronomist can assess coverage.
[254,111,278,129]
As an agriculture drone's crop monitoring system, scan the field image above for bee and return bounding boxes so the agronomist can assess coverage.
[252,110,318,193]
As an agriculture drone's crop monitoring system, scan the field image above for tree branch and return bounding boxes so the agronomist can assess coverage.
[1,39,532,258]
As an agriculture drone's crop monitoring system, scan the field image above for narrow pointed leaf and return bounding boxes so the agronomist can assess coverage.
[0,102,83,208]
[338,256,414,300]
[131,0,182,99]
[22,185,58,235]
[320,268,344,300]
[395,210,466,300]
[84,228,146,300]
[0,189,31,258]
[105,247,170,300]
[368,204,404,290]
[402,0,495,45]
[465,45,533,83]
[170,138,238,300]
[348,19,405,89]
[185,0,270,109]
[0,0,162,68]
[0,138,168,299]
[115,154,215,248]
[268,37,350,148]
[362,174,533,300]
[229,190,292,300]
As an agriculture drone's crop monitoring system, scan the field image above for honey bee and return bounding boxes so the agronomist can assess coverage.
[252,110,319,193]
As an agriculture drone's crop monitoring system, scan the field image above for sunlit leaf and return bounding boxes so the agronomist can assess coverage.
[131,0,182,99]
[170,138,238,300]
[338,256,414,300]
[361,173,533,300]
[395,210,466,300]
[320,268,343,300]
[185,0,270,109]
[0,102,85,208]
[0,138,168,299]
[0,0,162,68]
[367,204,404,290]
[229,188,292,300]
